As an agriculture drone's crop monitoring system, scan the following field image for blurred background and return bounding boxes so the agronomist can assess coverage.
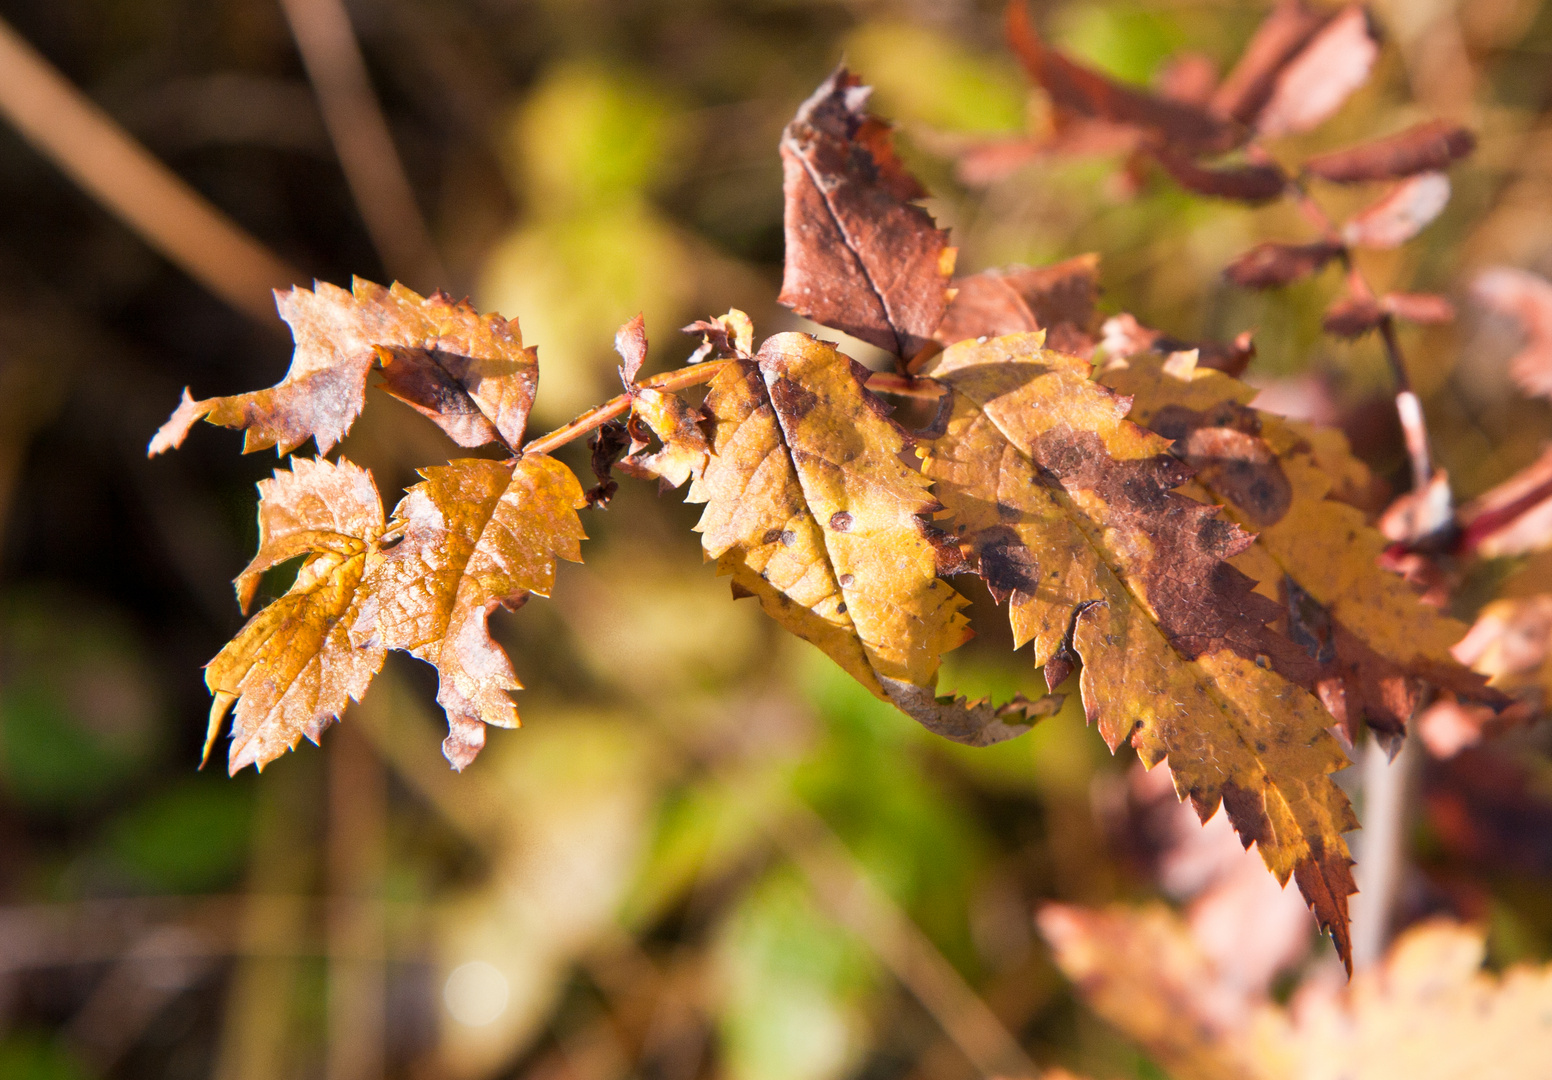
[2,0,1552,1078]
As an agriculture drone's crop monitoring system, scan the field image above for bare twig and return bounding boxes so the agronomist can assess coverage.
[1351,734,1418,971]
[327,722,387,1080]
[277,0,447,290]
[0,16,301,323]
[521,361,945,457]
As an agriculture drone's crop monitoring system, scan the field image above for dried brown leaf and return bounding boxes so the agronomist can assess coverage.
[1458,445,1552,558]
[1341,172,1451,249]
[1304,120,1476,184]
[204,457,386,774]
[615,313,648,385]
[619,387,710,491]
[683,309,755,364]
[1209,0,1331,127]
[1005,1,1239,155]
[150,279,537,456]
[1152,149,1287,203]
[1322,295,1385,339]
[778,67,954,361]
[1254,6,1380,138]
[352,456,587,769]
[1223,241,1345,289]
[934,254,1100,356]
[1381,292,1455,324]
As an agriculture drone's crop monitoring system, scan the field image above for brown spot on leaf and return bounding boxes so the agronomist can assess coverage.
[828,511,854,532]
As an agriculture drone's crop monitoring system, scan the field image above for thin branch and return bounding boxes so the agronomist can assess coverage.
[0,16,302,323]
[277,0,447,290]
[522,361,945,457]
[521,361,734,456]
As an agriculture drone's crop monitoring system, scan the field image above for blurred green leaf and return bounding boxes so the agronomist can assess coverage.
[104,776,254,892]
[844,21,1026,133]
[0,1034,89,1080]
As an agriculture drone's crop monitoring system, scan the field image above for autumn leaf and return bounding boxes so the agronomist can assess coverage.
[619,387,710,491]
[1040,903,1552,1080]
[1304,119,1476,183]
[1103,352,1490,748]
[1208,0,1331,127]
[1322,294,1384,339]
[1252,6,1379,138]
[1152,149,1287,203]
[1342,172,1451,249]
[149,278,538,456]
[351,456,587,769]
[687,332,992,740]
[205,457,386,774]
[778,67,954,363]
[1472,267,1552,400]
[683,309,755,364]
[1005,1,1239,155]
[1223,240,1345,289]
[1099,314,1257,378]
[919,333,1357,963]
[934,254,1100,356]
[1457,445,1552,558]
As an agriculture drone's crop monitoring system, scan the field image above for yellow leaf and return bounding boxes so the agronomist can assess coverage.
[1101,353,1488,748]
[205,457,386,774]
[619,386,710,490]
[921,333,1357,965]
[149,278,537,457]
[688,332,979,733]
[353,456,587,769]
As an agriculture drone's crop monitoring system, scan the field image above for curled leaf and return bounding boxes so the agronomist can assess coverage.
[688,332,973,728]
[921,334,1357,965]
[1342,172,1451,250]
[1253,6,1379,138]
[778,67,954,361]
[1223,241,1345,289]
[352,456,587,769]
[205,457,386,774]
[881,681,1062,747]
[1304,120,1476,184]
[150,279,537,456]
[615,313,648,385]
[619,387,711,490]
[683,309,755,364]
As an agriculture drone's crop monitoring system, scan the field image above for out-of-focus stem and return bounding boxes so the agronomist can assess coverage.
[277,0,447,290]
[1352,734,1418,971]
[0,17,301,323]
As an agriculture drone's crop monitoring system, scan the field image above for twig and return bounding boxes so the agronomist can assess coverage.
[1351,733,1418,971]
[522,361,945,457]
[521,361,734,456]
[277,0,447,289]
[327,721,387,1080]
[0,16,302,323]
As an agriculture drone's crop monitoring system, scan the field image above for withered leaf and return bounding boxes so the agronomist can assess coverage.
[1472,267,1552,401]
[778,67,954,362]
[1253,6,1379,138]
[1342,172,1451,250]
[1322,294,1385,339]
[619,387,710,491]
[615,312,648,385]
[585,419,631,508]
[205,457,385,774]
[1152,149,1287,203]
[1100,314,1256,378]
[351,456,587,769]
[934,254,1100,356]
[683,309,755,364]
[1304,120,1476,184]
[150,279,538,456]
[1006,1,1239,155]
[1104,352,1490,749]
[686,332,985,737]
[920,334,1358,964]
[1209,0,1331,127]
[1223,240,1345,289]
[1451,594,1552,713]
